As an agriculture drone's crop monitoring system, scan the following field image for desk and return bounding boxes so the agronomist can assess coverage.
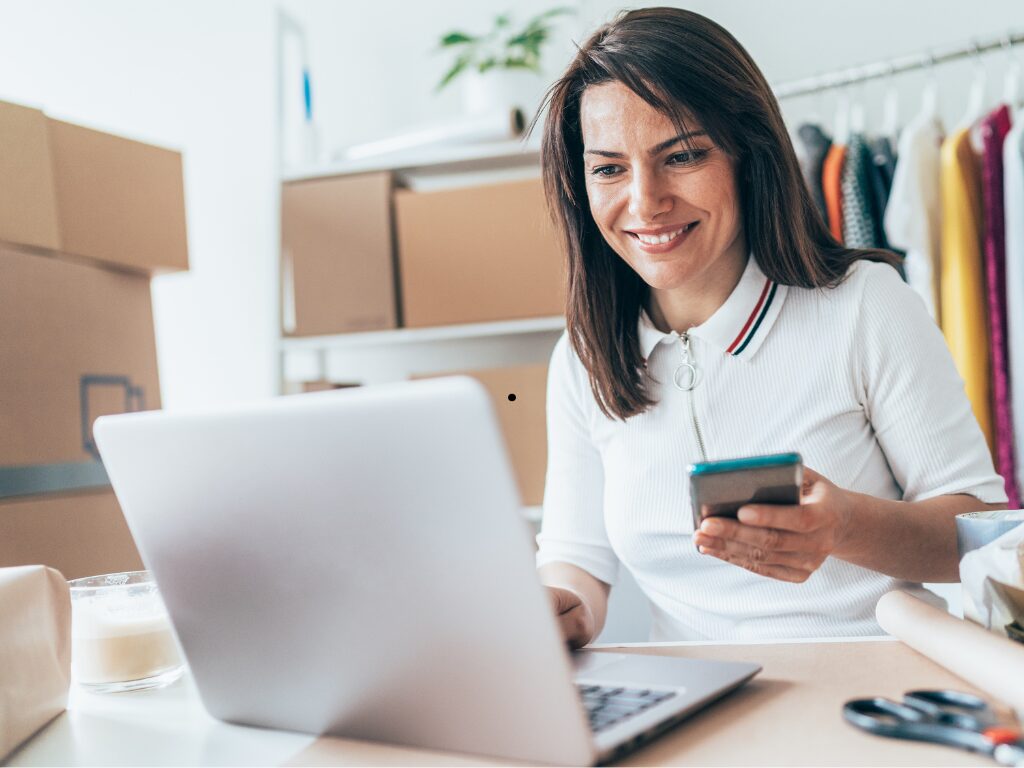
[9,638,1004,766]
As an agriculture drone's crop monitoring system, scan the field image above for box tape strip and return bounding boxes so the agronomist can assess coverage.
[0,461,110,500]
[956,510,1024,559]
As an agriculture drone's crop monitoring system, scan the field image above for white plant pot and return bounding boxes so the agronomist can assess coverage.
[461,69,541,119]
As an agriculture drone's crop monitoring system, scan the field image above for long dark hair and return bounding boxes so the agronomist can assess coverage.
[537,7,899,420]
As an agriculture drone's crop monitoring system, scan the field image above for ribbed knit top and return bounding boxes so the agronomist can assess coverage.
[537,257,1006,641]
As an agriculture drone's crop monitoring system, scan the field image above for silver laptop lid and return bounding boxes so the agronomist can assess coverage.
[94,377,595,765]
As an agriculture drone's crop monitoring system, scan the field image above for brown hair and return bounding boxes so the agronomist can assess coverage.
[536,7,899,420]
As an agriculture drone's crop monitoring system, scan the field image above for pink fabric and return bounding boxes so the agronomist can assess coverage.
[980,105,1020,508]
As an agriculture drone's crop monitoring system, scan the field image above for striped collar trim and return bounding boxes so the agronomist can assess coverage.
[638,256,788,362]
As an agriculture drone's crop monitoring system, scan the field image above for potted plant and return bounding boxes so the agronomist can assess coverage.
[436,7,574,115]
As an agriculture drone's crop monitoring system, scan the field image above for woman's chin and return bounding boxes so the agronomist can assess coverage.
[634,264,694,291]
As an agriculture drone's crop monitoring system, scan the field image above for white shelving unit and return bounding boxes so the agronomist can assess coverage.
[282,137,541,183]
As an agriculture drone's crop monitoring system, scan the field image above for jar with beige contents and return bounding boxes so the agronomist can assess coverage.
[68,570,183,693]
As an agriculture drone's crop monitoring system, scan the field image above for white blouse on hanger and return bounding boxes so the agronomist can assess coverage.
[884,110,944,321]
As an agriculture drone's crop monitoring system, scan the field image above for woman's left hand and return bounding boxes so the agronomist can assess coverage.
[692,466,854,583]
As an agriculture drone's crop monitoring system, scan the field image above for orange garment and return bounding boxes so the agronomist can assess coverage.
[822,143,847,243]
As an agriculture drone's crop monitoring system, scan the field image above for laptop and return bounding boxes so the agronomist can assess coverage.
[93,376,760,765]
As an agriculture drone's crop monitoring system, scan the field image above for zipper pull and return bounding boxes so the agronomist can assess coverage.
[673,332,700,391]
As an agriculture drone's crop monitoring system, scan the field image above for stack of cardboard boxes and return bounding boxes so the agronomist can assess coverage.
[281,172,562,506]
[0,100,188,579]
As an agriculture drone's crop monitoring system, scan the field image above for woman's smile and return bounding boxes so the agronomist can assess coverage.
[626,221,701,253]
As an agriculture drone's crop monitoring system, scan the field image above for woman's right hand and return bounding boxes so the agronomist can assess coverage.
[546,586,595,649]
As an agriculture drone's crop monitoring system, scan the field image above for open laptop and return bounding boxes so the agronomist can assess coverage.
[93,376,760,765]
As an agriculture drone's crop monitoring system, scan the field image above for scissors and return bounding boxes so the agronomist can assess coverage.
[843,689,1024,766]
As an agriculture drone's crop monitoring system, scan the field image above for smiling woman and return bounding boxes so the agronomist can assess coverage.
[531,7,1008,646]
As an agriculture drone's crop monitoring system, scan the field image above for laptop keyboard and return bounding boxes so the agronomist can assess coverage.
[576,684,677,733]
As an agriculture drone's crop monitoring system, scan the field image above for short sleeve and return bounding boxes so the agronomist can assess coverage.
[535,334,620,585]
[857,262,1008,503]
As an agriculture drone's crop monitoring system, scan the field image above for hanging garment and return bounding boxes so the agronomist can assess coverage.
[1005,108,1024,490]
[868,136,897,230]
[797,123,831,223]
[940,126,994,453]
[980,104,1020,506]
[822,143,847,242]
[841,133,885,249]
[885,113,944,321]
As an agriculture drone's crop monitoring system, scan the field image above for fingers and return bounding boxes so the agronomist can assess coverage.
[693,515,827,583]
[698,546,813,583]
[546,587,591,649]
[558,605,592,649]
[698,516,804,550]
[735,502,823,533]
[548,586,581,615]
[695,534,823,578]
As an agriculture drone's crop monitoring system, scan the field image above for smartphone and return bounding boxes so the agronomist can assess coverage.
[688,452,803,530]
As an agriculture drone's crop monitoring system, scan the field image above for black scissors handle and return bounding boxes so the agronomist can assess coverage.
[843,697,996,756]
[904,689,995,731]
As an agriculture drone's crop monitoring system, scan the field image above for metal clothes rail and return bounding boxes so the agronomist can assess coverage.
[773,30,1024,99]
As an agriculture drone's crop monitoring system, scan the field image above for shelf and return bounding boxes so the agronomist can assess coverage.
[281,315,565,352]
[282,137,542,182]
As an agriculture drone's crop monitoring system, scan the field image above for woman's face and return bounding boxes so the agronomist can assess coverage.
[579,81,746,294]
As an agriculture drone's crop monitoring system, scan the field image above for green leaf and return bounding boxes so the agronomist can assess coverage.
[436,54,470,91]
[503,57,541,72]
[495,13,510,27]
[440,31,476,47]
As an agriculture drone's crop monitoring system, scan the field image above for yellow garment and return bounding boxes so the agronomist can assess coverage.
[939,127,993,453]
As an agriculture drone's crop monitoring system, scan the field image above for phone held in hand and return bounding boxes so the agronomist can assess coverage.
[688,452,803,530]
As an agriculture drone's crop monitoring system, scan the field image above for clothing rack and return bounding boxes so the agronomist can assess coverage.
[773,30,1024,100]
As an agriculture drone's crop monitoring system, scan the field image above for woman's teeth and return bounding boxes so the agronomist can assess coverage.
[634,222,696,245]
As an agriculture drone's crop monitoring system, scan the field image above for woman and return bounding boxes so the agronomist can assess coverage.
[535,7,1008,646]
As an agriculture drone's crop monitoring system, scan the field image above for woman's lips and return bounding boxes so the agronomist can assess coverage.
[629,221,699,253]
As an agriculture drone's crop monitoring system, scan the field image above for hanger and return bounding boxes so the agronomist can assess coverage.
[920,51,940,121]
[957,40,988,131]
[833,83,851,145]
[880,63,900,145]
[849,78,867,137]
[1002,35,1022,109]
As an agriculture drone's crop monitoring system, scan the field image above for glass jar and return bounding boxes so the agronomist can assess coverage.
[68,570,184,693]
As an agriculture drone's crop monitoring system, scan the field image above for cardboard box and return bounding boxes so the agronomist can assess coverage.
[416,364,548,506]
[281,172,398,336]
[0,490,142,580]
[395,177,565,328]
[0,245,160,480]
[0,99,188,274]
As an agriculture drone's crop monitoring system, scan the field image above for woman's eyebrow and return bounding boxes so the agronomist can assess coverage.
[583,131,709,159]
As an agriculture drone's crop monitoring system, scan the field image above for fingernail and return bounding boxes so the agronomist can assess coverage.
[702,519,724,535]
[738,507,758,524]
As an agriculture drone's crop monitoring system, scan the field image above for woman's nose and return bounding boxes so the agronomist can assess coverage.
[627,170,673,220]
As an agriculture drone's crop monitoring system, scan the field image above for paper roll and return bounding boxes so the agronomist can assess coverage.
[876,590,1024,715]
[956,510,1024,559]
[340,109,527,162]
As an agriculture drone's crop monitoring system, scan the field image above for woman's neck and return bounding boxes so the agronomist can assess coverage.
[646,246,749,333]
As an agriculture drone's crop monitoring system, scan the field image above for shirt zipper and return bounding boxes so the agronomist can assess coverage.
[674,331,708,462]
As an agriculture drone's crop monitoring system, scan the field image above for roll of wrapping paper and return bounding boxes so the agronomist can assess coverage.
[876,590,1024,716]
[340,108,527,161]
[956,510,1024,559]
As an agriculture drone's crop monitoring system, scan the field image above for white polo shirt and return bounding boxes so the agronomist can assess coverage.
[537,256,1007,641]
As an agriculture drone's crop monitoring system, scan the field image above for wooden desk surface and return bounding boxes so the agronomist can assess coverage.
[11,639,1007,767]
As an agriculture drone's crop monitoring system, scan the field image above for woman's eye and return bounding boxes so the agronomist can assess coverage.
[590,165,621,177]
[668,149,708,165]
